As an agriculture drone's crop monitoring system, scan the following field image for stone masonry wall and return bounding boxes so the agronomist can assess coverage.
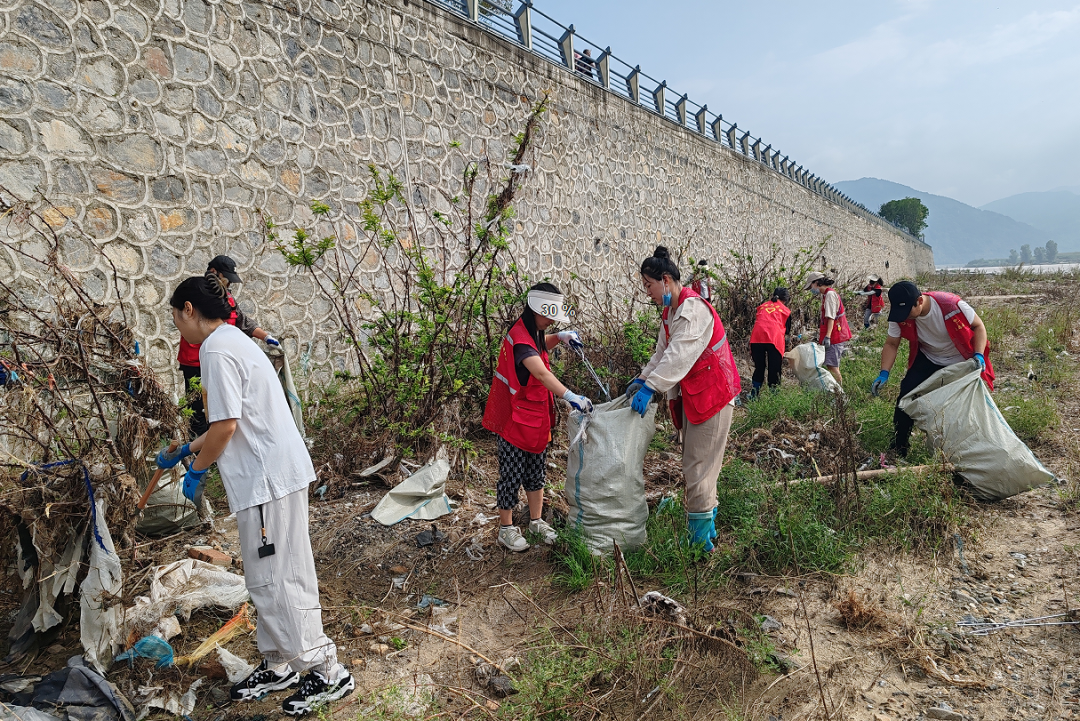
[0,0,934,389]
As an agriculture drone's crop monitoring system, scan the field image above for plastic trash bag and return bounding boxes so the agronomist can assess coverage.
[371,455,453,526]
[81,499,122,674]
[898,360,1055,500]
[785,343,841,394]
[135,468,199,537]
[565,395,656,553]
[125,559,249,631]
[114,636,174,668]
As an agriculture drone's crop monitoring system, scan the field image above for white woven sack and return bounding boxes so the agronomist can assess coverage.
[784,342,841,394]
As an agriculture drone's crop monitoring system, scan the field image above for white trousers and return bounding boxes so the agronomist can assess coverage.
[236,488,338,674]
[682,403,734,513]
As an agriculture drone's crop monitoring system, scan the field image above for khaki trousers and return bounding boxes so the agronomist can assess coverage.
[237,488,338,674]
[682,403,734,513]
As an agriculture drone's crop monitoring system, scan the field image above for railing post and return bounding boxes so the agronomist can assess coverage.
[675,94,688,127]
[712,117,725,143]
[751,139,761,160]
[695,105,709,135]
[626,65,640,103]
[725,123,737,149]
[761,143,771,165]
[513,0,532,50]
[740,132,750,156]
[596,46,611,89]
[466,0,478,22]
[558,24,575,71]
[652,80,666,116]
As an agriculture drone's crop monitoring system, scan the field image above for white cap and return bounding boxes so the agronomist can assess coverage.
[527,290,573,323]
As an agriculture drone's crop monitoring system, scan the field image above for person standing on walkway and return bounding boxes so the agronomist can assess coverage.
[177,256,278,437]
[860,274,885,329]
[805,271,851,385]
[157,274,353,716]
[748,287,792,398]
[482,282,592,552]
[871,281,992,457]
[626,247,741,551]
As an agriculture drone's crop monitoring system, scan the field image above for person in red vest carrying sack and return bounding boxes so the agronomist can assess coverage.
[871,280,992,457]
[482,282,593,552]
[626,247,741,552]
[805,271,851,385]
[177,256,278,437]
[748,287,793,399]
[860,274,886,329]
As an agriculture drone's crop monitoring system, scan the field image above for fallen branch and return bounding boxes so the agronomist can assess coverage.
[779,464,952,487]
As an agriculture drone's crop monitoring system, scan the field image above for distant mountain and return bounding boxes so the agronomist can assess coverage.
[835,178,1053,266]
[979,190,1080,248]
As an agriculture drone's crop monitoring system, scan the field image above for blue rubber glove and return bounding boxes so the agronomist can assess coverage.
[687,510,716,552]
[631,385,655,416]
[871,370,890,396]
[182,466,208,505]
[155,443,192,470]
[556,330,583,351]
[625,378,645,400]
[263,334,280,347]
[562,389,593,414]
[973,353,985,371]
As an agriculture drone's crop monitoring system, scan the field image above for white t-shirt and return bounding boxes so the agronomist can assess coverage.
[888,296,976,367]
[200,324,315,512]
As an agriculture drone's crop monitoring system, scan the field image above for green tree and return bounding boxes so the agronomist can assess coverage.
[1034,246,1045,263]
[1020,244,1032,263]
[878,197,929,238]
[1009,249,1019,264]
[1046,240,1058,263]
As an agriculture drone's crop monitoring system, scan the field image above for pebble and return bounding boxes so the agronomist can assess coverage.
[926,709,963,721]
[369,642,391,656]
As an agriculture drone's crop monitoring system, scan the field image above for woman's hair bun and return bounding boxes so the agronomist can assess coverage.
[653,246,670,260]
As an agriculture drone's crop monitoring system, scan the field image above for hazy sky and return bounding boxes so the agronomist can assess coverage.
[532,0,1080,207]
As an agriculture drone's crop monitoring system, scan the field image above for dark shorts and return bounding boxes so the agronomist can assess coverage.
[496,436,547,509]
[824,342,846,367]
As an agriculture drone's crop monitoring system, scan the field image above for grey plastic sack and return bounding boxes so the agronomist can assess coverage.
[565,395,656,553]
[785,343,841,394]
[897,360,1054,500]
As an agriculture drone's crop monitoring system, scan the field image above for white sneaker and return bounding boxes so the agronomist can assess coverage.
[529,518,557,545]
[498,525,530,552]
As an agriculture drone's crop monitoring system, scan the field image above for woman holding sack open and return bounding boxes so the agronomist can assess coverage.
[805,271,852,385]
[482,282,593,553]
[626,247,741,551]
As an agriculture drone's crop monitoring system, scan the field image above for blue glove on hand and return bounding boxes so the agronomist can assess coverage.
[871,370,890,396]
[155,443,192,470]
[631,385,655,416]
[687,510,716,552]
[562,389,593,414]
[263,334,280,347]
[625,378,645,400]
[182,467,208,505]
[557,330,583,350]
[973,353,985,370]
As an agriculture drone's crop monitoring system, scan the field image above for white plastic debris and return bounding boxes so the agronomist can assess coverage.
[81,499,122,674]
[215,646,255,684]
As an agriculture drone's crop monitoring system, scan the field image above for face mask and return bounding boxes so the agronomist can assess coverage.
[662,280,672,307]
[810,286,821,296]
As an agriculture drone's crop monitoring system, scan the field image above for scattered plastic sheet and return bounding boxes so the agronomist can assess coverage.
[114,636,174,668]
[81,499,122,674]
[371,453,454,526]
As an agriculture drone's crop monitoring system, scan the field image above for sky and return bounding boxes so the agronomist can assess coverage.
[531,0,1080,207]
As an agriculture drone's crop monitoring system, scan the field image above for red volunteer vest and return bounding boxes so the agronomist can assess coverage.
[818,288,852,345]
[897,291,994,390]
[749,300,790,357]
[865,283,885,313]
[482,318,555,454]
[662,288,741,425]
[177,294,239,366]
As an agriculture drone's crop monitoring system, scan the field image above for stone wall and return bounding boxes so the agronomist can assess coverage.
[0,0,934,388]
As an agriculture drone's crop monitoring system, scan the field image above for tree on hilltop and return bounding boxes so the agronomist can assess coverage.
[879,197,929,239]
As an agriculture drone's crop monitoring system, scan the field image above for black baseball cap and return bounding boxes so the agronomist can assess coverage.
[887,280,921,323]
[207,255,242,283]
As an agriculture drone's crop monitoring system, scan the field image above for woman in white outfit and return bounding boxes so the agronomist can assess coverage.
[155,273,353,716]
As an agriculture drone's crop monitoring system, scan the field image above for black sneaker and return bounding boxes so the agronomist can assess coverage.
[230,659,301,701]
[282,666,355,716]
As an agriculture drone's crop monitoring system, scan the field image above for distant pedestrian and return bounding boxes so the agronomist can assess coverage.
[805,271,851,385]
[748,287,792,398]
[860,274,885,328]
[575,48,596,79]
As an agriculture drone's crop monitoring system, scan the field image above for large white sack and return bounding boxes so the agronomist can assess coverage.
[785,343,841,394]
[898,360,1054,501]
[565,395,655,553]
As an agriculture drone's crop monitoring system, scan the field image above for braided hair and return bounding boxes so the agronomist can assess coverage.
[169,272,232,320]
[640,246,680,282]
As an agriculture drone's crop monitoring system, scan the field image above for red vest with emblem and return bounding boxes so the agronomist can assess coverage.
[482,318,555,454]
[177,294,238,367]
[896,291,994,390]
[749,300,790,357]
[865,283,885,313]
[818,288,852,345]
[662,288,742,425]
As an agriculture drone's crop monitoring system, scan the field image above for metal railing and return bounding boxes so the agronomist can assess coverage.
[425,0,927,247]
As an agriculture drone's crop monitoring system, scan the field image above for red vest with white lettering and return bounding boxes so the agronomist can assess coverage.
[818,288,852,345]
[662,288,741,425]
[896,291,994,390]
[749,300,791,357]
[177,294,238,366]
[482,318,555,454]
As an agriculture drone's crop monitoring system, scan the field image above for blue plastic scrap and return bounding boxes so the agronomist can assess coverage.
[114,635,175,668]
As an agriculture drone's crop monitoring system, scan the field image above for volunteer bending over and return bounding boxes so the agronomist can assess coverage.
[748,287,792,398]
[871,280,992,457]
[805,271,851,385]
[156,274,352,716]
[627,247,741,551]
[482,282,592,553]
